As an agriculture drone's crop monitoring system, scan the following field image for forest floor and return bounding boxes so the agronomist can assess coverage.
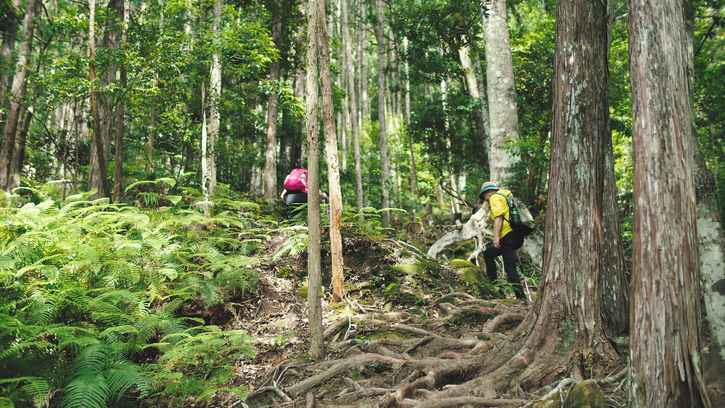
[182,221,673,407]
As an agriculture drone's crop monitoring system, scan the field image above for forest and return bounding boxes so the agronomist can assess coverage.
[1,0,725,406]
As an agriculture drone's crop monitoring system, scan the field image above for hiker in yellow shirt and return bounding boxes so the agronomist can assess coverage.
[479,181,526,300]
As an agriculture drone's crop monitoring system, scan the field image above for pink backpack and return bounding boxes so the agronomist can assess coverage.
[284,169,308,194]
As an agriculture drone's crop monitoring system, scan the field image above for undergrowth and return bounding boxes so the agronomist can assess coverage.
[0,181,263,408]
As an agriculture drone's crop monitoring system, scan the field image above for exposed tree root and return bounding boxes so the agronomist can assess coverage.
[248,292,624,408]
[413,397,527,407]
[481,312,524,335]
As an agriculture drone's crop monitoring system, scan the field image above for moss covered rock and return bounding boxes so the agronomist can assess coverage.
[533,393,561,408]
[563,379,607,408]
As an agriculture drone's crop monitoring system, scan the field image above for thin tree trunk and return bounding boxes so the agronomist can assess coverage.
[628,0,710,405]
[292,2,307,169]
[9,108,30,189]
[263,3,282,199]
[201,85,208,201]
[208,0,223,196]
[459,36,489,166]
[9,43,45,192]
[483,0,520,186]
[403,37,422,218]
[360,3,369,126]
[345,0,363,222]
[306,0,324,362]
[375,0,390,228]
[0,0,37,191]
[114,0,129,200]
[315,0,345,303]
[88,0,112,199]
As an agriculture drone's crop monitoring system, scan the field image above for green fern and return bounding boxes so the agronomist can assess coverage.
[1,184,261,406]
[273,226,308,261]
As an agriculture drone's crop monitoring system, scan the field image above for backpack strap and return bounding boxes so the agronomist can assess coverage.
[492,192,514,223]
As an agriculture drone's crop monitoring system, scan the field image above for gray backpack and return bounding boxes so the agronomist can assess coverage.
[494,192,535,236]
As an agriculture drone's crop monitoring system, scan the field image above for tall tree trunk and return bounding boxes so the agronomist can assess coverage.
[459,36,489,166]
[208,0,223,196]
[292,2,307,170]
[306,0,324,362]
[114,0,129,200]
[482,0,520,186]
[359,2,369,126]
[316,0,345,303]
[263,3,282,200]
[341,0,352,171]
[628,0,710,406]
[0,0,37,191]
[403,37,422,218]
[375,0,390,228]
[345,0,363,222]
[9,108,30,189]
[9,43,45,192]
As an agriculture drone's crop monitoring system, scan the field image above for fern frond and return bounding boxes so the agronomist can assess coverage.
[105,360,150,398]
[0,341,55,360]
[273,228,308,262]
[62,371,110,408]
[22,376,51,408]
[23,290,56,326]
[0,377,51,408]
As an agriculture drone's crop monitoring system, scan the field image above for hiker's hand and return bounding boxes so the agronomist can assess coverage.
[493,236,501,249]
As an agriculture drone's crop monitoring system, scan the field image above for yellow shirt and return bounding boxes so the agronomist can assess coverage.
[490,189,513,238]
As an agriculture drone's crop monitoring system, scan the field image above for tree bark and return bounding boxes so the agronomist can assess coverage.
[316,0,346,303]
[628,0,710,406]
[482,0,520,186]
[375,0,390,228]
[0,0,37,191]
[306,0,324,361]
[263,3,282,200]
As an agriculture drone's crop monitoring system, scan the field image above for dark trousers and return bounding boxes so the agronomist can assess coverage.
[484,231,525,299]
[284,192,308,220]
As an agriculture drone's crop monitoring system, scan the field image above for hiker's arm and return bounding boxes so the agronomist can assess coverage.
[493,215,503,249]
